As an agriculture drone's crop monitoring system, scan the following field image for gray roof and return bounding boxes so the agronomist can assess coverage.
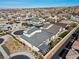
[21,30,52,47]
[42,24,51,29]
[26,27,39,34]
[44,24,61,35]
[38,43,49,54]
[30,17,40,22]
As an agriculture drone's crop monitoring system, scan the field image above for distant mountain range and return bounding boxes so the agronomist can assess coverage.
[0,5,79,9]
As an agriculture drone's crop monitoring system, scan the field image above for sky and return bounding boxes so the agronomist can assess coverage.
[0,0,79,8]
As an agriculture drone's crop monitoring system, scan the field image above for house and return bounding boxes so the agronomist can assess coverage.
[21,26,52,53]
[48,16,59,23]
[2,24,12,31]
[20,24,64,54]
[26,17,45,26]
[71,15,79,22]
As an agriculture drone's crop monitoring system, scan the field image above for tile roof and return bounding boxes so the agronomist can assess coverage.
[72,41,79,50]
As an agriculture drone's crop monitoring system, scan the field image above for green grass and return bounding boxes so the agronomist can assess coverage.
[45,31,68,55]
[59,31,68,38]
[0,28,7,36]
[46,38,62,55]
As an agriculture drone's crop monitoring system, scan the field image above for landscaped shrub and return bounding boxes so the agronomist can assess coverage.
[59,31,68,38]
[46,38,62,54]
[33,51,43,59]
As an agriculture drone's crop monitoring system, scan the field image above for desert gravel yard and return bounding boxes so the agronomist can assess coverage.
[2,38,32,55]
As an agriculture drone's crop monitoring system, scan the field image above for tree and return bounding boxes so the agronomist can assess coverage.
[71,23,77,27]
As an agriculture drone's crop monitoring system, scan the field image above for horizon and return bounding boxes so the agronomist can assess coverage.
[0,0,79,8]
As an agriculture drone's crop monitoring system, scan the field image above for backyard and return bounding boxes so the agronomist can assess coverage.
[44,31,69,55]
[45,37,62,55]
[2,37,32,55]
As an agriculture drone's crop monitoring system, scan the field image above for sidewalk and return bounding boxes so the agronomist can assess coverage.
[0,45,9,59]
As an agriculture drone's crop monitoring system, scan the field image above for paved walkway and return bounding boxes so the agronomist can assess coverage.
[9,52,35,59]
[0,45,9,59]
